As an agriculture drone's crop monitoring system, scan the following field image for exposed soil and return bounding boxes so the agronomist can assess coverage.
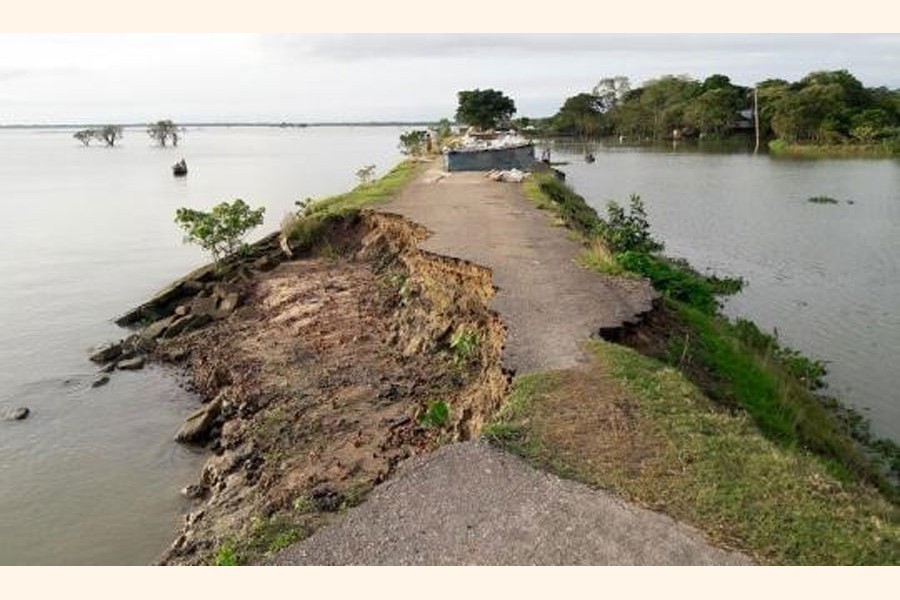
[154,211,508,565]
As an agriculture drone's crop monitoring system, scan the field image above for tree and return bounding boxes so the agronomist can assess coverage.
[593,76,630,112]
[174,199,266,266]
[455,89,516,130]
[399,130,428,156]
[147,120,181,147]
[97,125,123,147]
[554,93,604,138]
[684,87,742,136]
[73,129,95,146]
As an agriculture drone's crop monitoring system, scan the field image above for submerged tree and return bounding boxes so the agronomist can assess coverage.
[174,199,266,267]
[97,125,123,147]
[147,120,181,147]
[73,129,95,146]
[455,89,516,130]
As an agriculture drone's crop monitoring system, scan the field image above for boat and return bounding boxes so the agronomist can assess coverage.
[172,159,188,177]
[585,153,596,163]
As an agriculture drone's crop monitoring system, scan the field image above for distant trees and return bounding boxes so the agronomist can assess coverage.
[541,68,900,147]
[73,129,94,146]
[147,120,181,147]
[72,126,123,147]
[553,93,604,138]
[97,125,123,147]
[455,89,516,130]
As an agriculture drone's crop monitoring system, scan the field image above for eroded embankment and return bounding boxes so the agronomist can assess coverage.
[105,210,507,565]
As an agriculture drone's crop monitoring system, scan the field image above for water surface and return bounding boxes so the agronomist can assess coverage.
[0,125,404,564]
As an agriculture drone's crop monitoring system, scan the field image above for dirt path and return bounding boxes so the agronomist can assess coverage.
[382,167,656,374]
[271,164,747,565]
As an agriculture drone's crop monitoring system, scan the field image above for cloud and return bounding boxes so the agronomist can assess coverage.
[263,33,898,62]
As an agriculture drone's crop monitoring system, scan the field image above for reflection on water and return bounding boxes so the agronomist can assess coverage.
[543,139,900,441]
[0,126,404,564]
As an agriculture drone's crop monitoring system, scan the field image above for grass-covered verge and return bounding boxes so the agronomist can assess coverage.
[284,159,424,251]
[768,138,900,158]
[523,170,899,499]
[484,341,900,564]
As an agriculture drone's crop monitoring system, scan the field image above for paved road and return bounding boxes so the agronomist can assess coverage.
[381,167,656,374]
[270,442,749,565]
[272,166,748,565]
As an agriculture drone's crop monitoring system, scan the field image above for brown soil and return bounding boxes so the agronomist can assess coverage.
[156,211,508,565]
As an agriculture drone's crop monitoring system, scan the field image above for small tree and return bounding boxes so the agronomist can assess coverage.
[399,130,428,156]
[73,129,95,146]
[356,164,376,185]
[148,120,181,147]
[97,125,123,147]
[174,199,266,266]
[598,194,663,253]
[455,89,516,130]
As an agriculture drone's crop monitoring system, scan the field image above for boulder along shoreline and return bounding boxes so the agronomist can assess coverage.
[95,210,510,565]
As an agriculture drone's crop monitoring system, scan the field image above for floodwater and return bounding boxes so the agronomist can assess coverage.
[0,125,404,564]
[544,139,900,442]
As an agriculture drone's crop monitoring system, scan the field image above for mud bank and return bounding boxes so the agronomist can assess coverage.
[109,210,508,565]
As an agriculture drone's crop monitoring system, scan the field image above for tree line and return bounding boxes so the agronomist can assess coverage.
[542,70,900,147]
[73,120,182,147]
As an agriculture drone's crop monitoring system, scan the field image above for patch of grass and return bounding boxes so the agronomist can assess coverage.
[769,140,898,158]
[449,327,480,365]
[213,541,240,566]
[419,399,450,428]
[523,172,601,236]
[577,237,631,277]
[669,300,894,494]
[485,342,900,565]
[305,160,422,218]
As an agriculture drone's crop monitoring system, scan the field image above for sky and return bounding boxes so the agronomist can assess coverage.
[1,33,898,124]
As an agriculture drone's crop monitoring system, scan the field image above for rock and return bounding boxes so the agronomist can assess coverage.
[117,356,146,371]
[180,484,206,499]
[190,295,219,318]
[218,292,241,315]
[174,304,190,316]
[99,362,117,373]
[91,375,110,388]
[253,255,276,271]
[89,342,123,364]
[309,485,344,512]
[115,263,217,326]
[2,406,30,421]
[175,397,223,443]
[141,316,175,341]
[164,313,213,338]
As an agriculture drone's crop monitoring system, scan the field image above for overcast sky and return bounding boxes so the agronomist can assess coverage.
[1,34,898,124]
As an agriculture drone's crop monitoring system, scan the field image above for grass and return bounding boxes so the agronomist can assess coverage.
[449,327,480,365]
[286,160,424,252]
[523,172,601,236]
[419,399,450,428]
[211,514,306,566]
[768,138,899,158]
[484,341,900,565]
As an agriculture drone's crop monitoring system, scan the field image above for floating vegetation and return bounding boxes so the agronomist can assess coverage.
[808,196,839,204]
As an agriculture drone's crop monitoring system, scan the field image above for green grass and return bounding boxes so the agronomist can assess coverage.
[484,342,900,564]
[523,172,601,236]
[768,139,899,158]
[286,160,423,252]
[449,327,480,365]
[419,399,450,428]
[305,160,422,217]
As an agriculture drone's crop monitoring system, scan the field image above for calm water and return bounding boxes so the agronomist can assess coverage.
[544,140,900,442]
[0,125,404,564]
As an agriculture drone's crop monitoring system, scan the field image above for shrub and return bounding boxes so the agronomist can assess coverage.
[598,194,663,253]
[399,130,428,156]
[419,400,450,428]
[356,165,376,185]
[175,199,265,266]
